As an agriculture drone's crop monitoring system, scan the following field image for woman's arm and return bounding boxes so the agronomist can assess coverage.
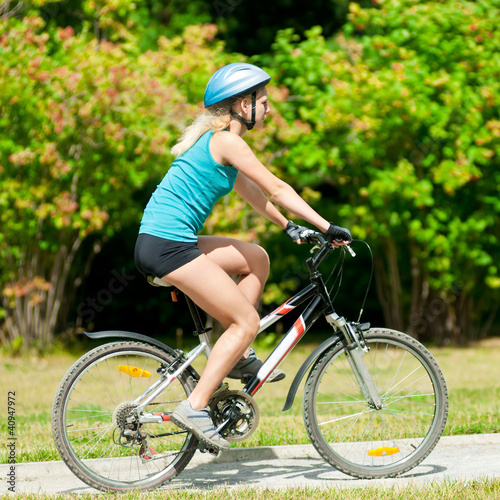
[233,172,289,229]
[212,132,330,233]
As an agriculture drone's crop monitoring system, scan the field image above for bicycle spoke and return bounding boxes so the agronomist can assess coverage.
[53,342,198,491]
[304,330,448,479]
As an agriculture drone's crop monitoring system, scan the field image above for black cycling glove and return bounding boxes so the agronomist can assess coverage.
[325,223,352,243]
[283,220,312,242]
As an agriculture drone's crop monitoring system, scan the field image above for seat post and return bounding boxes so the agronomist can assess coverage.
[185,295,213,358]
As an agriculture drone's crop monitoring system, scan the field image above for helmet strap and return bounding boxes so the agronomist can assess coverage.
[230,92,256,130]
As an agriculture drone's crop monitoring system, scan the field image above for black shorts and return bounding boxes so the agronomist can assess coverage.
[134,233,203,278]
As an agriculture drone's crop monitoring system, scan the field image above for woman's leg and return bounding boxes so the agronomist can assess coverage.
[162,251,261,410]
[197,236,287,382]
[197,235,270,308]
[197,235,270,358]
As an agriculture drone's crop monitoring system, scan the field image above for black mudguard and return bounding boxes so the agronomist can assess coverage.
[282,334,342,411]
[84,330,201,380]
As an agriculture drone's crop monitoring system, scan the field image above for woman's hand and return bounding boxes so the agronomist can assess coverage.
[325,223,352,248]
[283,220,314,245]
[283,221,314,244]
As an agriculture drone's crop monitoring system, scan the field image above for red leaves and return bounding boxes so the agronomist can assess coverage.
[3,277,52,307]
[8,150,36,167]
[58,26,75,41]
[54,192,78,214]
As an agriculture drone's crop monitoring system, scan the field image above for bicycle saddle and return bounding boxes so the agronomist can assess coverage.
[147,275,173,288]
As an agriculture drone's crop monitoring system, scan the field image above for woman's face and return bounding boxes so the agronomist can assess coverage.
[253,88,271,128]
[236,88,271,129]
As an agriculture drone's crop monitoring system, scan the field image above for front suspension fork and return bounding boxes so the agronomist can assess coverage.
[326,313,383,410]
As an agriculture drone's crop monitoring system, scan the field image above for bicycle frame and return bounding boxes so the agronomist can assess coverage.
[134,278,332,423]
[235,260,379,409]
[131,238,381,425]
[243,282,328,396]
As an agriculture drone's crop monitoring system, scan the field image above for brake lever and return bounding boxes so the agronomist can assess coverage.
[345,245,356,257]
[333,237,356,257]
[302,231,355,257]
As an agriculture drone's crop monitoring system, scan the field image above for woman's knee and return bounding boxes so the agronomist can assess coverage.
[249,244,270,280]
[234,307,260,341]
[248,307,261,334]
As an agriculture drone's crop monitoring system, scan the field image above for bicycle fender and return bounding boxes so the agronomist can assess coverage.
[84,330,201,380]
[282,334,342,412]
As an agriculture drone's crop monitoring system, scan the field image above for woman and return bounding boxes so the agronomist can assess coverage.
[135,63,352,451]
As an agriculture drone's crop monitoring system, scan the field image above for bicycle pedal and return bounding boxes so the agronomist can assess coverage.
[211,383,230,399]
[197,442,220,456]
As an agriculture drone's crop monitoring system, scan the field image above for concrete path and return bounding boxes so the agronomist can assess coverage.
[2,434,499,494]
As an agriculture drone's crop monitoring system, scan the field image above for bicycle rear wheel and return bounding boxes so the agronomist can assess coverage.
[303,328,448,478]
[52,341,198,491]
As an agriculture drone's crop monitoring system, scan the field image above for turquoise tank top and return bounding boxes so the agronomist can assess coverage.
[139,130,238,242]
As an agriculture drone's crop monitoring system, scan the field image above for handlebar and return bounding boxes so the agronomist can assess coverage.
[299,230,356,256]
[298,229,356,275]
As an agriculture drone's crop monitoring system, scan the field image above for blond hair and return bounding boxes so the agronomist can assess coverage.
[171,86,267,157]
[171,100,234,157]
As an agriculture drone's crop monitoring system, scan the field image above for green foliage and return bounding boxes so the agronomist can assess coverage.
[2,0,500,348]
[213,0,371,55]
[18,0,374,54]
[0,14,228,348]
[257,0,500,342]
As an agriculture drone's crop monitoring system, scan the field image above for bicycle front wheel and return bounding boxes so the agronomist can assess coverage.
[303,328,448,479]
[52,341,198,492]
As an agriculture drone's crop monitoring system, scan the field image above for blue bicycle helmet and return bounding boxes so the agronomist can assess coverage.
[204,63,271,130]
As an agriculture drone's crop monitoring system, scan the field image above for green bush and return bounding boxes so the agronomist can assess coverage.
[2,0,500,349]
[258,0,500,343]
[0,13,229,349]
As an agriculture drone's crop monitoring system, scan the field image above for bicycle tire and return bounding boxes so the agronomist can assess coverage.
[52,341,198,492]
[303,328,448,479]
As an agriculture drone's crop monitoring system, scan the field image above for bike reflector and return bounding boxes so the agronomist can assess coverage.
[118,365,151,378]
[368,446,400,457]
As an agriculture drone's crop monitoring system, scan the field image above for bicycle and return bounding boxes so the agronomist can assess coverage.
[52,232,448,492]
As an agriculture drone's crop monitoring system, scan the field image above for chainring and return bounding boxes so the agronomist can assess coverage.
[209,390,260,443]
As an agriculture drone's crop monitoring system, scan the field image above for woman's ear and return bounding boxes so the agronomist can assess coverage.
[238,97,250,114]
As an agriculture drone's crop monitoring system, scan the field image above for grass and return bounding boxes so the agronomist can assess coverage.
[1,337,499,465]
[8,479,500,499]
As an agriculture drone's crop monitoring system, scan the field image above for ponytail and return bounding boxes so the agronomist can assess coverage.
[171,85,267,157]
[171,101,233,157]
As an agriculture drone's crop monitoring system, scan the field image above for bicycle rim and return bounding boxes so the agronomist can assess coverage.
[52,342,198,491]
[304,329,448,478]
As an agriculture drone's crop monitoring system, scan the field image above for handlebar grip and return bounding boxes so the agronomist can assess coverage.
[297,229,355,257]
[302,231,356,257]
[299,230,325,244]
